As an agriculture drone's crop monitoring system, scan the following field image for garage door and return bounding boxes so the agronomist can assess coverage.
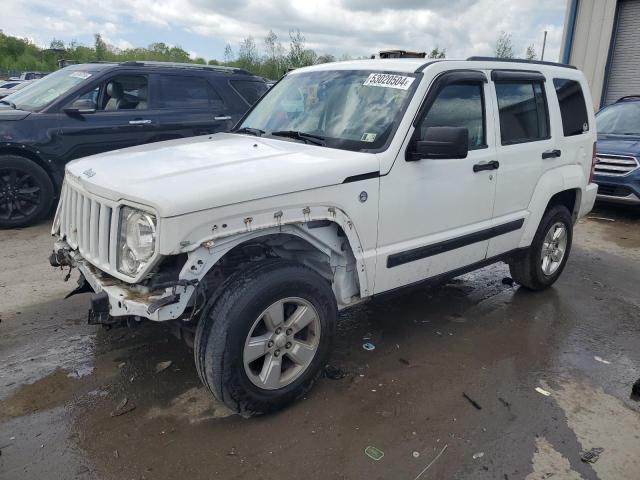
[604,0,640,105]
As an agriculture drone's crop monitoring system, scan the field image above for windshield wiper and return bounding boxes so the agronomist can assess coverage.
[233,126,265,137]
[270,130,326,146]
[0,99,17,109]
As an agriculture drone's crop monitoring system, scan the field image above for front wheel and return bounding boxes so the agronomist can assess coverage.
[0,155,54,229]
[509,205,573,290]
[194,259,337,416]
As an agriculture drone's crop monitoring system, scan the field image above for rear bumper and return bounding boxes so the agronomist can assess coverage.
[52,240,194,321]
[578,183,598,218]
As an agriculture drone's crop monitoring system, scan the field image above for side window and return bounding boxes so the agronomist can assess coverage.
[77,87,99,104]
[157,75,224,109]
[495,81,549,144]
[230,79,269,105]
[418,83,486,149]
[553,79,589,136]
[102,75,148,111]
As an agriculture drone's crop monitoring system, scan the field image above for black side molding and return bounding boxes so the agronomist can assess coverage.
[343,171,380,183]
[387,218,525,268]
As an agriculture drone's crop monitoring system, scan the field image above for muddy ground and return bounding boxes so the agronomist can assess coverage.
[1,204,639,480]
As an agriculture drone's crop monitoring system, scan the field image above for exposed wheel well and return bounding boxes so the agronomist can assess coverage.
[546,189,579,221]
[195,225,361,311]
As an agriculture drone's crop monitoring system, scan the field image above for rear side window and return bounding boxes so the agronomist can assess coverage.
[230,79,268,105]
[495,81,549,144]
[418,83,486,149]
[553,79,589,136]
[157,75,224,109]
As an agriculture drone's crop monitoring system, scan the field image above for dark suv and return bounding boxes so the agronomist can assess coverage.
[0,61,268,228]
[594,96,640,206]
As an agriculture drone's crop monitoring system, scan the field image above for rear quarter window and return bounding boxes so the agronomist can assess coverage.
[553,79,589,136]
[230,79,268,105]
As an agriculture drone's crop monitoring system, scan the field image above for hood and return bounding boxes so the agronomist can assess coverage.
[0,107,31,121]
[66,133,380,217]
[597,135,640,156]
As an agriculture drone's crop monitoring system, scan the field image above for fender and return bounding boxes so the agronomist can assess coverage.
[519,164,586,248]
[174,204,371,296]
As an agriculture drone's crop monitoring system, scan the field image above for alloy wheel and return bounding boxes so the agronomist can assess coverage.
[0,167,42,221]
[243,297,321,390]
[541,221,568,276]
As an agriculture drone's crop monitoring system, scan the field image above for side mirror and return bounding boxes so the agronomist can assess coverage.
[407,126,469,161]
[64,99,96,115]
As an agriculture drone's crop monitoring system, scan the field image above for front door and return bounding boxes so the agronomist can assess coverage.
[374,72,498,293]
[56,73,157,161]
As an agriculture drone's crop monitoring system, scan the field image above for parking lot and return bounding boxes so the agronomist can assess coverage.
[0,203,638,480]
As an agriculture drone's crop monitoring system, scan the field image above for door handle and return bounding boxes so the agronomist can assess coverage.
[129,119,152,125]
[542,149,561,159]
[473,160,500,173]
[214,116,232,121]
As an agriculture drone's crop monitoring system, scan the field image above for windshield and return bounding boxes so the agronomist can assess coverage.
[4,68,94,111]
[596,101,640,136]
[237,70,419,151]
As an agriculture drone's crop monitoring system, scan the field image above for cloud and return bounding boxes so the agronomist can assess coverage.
[2,0,565,61]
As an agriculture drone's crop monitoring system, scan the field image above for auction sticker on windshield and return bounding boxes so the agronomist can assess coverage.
[363,73,415,90]
[69,71,92,80]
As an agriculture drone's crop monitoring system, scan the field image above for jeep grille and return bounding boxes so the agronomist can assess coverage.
[54,181,118,272]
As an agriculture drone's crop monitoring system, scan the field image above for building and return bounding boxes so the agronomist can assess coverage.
[561,0,640,109]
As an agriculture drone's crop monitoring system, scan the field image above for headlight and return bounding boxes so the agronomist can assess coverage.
[117,206,156,276]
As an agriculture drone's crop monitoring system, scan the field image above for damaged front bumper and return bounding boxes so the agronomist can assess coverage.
[51,240,196,322]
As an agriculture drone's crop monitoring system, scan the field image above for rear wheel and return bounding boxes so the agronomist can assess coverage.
[509,205,573,290]
[194,259,337,416]
[0,155,54,229]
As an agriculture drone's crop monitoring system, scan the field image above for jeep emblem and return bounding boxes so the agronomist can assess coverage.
[83,168,96,178]
[359,191,368,203]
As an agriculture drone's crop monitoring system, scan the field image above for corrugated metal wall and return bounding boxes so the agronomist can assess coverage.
[561,0,617,110]
[604,0,640,105]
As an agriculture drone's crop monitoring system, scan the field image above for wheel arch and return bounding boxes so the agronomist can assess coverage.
[0,145,61,192]
[176,210,371,311]
[519,164,586,248]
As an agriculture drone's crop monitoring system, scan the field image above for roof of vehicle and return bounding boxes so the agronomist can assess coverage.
[73,60,256,76]
[293,57,578,75]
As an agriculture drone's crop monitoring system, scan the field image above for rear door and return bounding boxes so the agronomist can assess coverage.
[150,73,232,137]
[486,70,556,257]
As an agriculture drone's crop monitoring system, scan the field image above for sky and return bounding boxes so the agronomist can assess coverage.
[2,0,567,62]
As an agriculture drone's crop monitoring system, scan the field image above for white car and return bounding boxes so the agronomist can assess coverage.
[0,79,35,99]
[51,57,598,416]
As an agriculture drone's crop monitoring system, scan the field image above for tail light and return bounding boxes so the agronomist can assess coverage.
[589,142,597,183]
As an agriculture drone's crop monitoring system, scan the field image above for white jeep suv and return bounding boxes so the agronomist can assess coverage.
[51,57,598,416]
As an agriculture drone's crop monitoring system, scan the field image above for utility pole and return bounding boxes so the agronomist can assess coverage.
[541,30,547,60]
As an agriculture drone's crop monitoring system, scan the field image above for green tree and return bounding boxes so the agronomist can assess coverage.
[495,31,514,58]
[263,30,285,78]
[94,33,108,61]
[224,43,234,63]
[237,37,259,71]
[427,47,446,59]
[49,38,65,50]
[525,44,537,60]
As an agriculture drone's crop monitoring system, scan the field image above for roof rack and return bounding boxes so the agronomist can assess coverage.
[466,56,577,70]
[616,95,640,102]
[89,60,251,75]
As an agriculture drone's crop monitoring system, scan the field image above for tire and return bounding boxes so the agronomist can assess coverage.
[509,205,573,290]
[194,258,337,416]
[0,155,54,229]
